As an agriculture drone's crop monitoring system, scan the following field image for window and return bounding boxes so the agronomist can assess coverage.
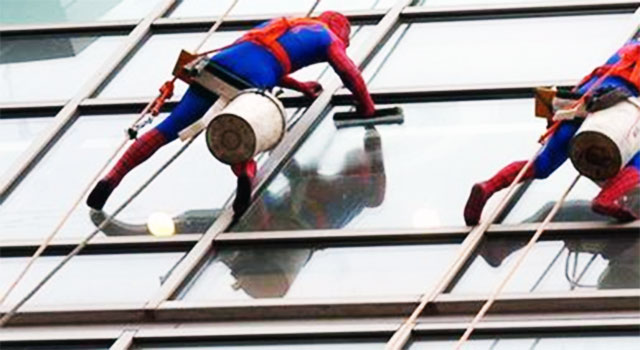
[0,0,163,25]
[167,0,395,19]
[235,99,546,231]
[0,252,184,306]
[450,234,640,294]
[0,34,125,103]
[409,332,640,349]
[179,241,459,300]
[363,14,632,89]
[0,114,235,241]
[0,116,53,176]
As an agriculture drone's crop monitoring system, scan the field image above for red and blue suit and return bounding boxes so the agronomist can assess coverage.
[87,11,375,214]
[464,39,640,225]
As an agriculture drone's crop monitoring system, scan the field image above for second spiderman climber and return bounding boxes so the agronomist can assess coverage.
[86,11,376,222]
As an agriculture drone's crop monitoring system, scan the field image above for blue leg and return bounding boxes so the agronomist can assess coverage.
[534,121,582,179]
[155,84,219,141]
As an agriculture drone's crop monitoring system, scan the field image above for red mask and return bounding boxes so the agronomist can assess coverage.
[318,11,351,47]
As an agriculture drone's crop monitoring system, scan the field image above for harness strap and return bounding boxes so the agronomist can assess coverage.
[578,43,640,90]
[239,17,329,74]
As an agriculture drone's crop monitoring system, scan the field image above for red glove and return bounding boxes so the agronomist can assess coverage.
[298,81,323,98]
[280,76,323,98]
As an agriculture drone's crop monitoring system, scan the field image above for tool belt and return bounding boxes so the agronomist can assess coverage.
[535,86,635,123]
[172,50,254,140]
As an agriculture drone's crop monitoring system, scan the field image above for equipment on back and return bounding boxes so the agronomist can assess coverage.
[239,17,330,74]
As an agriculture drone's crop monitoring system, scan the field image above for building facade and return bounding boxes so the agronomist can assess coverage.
[0,0,639,349]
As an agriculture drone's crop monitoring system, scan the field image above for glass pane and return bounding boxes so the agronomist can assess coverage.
[416,0,625,6]
[0,0,162,25]
[410,332,640,350]
[0,114,236,242]
[364,14,632,89]
[137,339,384,350]
[98,26,372,100]
[234,99,546,231]
[0,252,184,306]
[450,234,640,294]
[0,34,125,103]
[167,0,395,19]
[501,164,607,224]
[179,242,459,300]
[0,116,53,176]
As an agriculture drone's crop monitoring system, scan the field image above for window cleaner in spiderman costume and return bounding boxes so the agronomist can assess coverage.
[86,11,376,221]
[464,38,640,225]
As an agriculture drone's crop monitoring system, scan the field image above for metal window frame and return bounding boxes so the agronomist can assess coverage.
[1,290,638,327]
[0,0,180,201]
[1,0,639,344]
[0,221,637,257]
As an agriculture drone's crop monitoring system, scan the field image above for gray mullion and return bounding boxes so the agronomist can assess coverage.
[2,290,638,326]
[0,0,179,201]
[0,221,637,258]
[401,0,640,22]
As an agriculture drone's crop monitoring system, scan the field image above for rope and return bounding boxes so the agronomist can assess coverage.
[0,101,152,307]
[384,148,541,350]
[453,174,581,349]
[0,0,240,325]
[0,133,200,327]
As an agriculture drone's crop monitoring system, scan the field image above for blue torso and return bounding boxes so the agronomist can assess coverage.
[578,39,640,96]
[210,21,333,89]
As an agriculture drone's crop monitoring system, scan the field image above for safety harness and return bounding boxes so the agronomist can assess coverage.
[578,42,640,91]
[238,17,330,74]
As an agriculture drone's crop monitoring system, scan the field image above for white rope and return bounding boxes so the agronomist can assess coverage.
[385,149,541,350]
[453,174,581,349]
[0,133,200,327]
[0,0,240,325]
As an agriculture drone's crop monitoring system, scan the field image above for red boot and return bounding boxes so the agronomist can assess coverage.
[464,160,535,226]
[592,167,639,222]
[87,129,168,210]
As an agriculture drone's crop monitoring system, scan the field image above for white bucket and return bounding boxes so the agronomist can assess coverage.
[569,98,640,181]
[206,89,286,165]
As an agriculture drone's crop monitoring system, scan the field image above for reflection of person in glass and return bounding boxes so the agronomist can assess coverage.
[86,11,376,222]
[464,39,640,225]
[479,199,639,290]
[237,125,386,230]
[218,248,313,298]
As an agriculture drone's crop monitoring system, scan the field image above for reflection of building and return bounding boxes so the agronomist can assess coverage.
[219,248,313,298]
[479,200,640,291]
[237,126,386,231]
[1,1,639,349]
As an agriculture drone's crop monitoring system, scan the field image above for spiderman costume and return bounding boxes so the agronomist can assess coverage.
[87,11,375,222]
[464,39,640,225]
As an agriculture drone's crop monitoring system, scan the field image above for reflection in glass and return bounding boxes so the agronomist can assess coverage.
[0,117,52,176]
[138,339,384,350]
[0,34,124,103]
[0,0,161,25]
[0,114,236,242]
[98,26,372,99]
[236,100,545,231]
[179,242,458,300]
[0,252,184,307]
[167,0,395,19]
[364,15,632,89]
[410,332,640,350]
[235,125,387,231]
[452,206,640,294]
